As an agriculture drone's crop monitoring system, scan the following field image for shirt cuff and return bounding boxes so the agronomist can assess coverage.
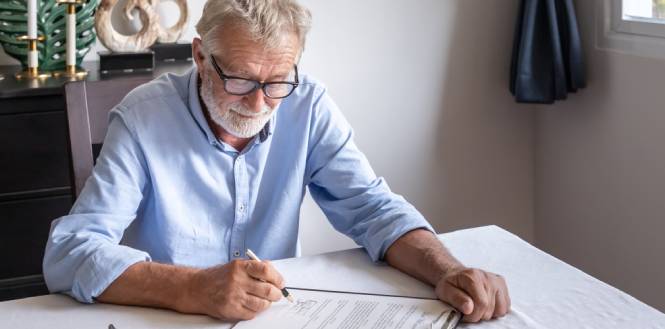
[71,245,151,303]
[366,215,436,263]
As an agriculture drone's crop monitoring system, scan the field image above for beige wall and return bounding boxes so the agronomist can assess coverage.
[536,0,665,312]
[297,0,535,255]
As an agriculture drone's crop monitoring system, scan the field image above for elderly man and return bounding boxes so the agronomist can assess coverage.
[44,0,509,323]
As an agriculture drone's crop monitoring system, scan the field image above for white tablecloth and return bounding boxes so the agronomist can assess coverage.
[2,225,664,328]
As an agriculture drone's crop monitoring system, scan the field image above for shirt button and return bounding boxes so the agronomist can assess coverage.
[239,204,245,212]
[234,250,241,257]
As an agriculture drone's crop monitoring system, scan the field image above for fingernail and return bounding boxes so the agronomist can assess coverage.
[462,301,473,314]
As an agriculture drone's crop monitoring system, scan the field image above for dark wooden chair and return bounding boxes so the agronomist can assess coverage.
[63,77,152,198]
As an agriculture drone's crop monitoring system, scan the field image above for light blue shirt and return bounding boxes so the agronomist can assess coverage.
[43,67,434,303]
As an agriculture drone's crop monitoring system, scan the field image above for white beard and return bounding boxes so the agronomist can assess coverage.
[200,73,275,138]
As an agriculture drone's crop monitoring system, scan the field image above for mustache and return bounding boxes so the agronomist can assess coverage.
[228,102,272,118]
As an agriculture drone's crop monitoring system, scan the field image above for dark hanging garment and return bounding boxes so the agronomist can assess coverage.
[510,0,586,104]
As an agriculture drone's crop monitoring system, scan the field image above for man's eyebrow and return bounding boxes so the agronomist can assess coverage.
[268,68,294,81]
[225,67,295,81]
[222,64,252,77]
[216,56,294,80]
[212,56,250,77]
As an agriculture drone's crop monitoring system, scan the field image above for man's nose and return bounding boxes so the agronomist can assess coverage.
[244,88,267,113]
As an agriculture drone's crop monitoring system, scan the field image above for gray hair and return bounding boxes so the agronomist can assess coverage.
[196,0,312,54]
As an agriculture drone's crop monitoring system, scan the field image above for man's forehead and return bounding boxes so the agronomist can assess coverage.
[220,48,297,66]
[211,25,300,73]
[214,47,299,76]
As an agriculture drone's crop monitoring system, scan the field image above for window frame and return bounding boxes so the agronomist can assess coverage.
[612,0,665,38]
[597,0,665,59]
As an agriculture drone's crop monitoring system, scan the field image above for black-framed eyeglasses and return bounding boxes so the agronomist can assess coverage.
[209,54,299,99]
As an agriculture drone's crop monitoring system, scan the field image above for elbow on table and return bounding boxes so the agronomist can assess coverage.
[42,221,89,303]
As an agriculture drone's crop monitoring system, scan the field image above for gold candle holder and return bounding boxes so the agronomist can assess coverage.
[53,0,88,79]
[15,35,51,80]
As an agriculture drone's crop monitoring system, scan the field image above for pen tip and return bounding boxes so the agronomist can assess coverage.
[286,295,295,303]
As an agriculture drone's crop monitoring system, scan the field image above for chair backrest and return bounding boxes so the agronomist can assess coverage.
[63,77,152,198]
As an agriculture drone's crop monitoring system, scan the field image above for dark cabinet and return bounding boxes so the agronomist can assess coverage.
[0,111,70,196]
[0,61,193,301]
[0,195,73,278]
[0,76,73,301]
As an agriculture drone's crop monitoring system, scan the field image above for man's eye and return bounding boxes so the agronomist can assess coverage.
[229,79,253,87]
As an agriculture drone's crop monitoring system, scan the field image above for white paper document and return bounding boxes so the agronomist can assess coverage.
[233,288,460,329]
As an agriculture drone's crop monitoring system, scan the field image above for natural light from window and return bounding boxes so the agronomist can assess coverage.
[624,0,665,21]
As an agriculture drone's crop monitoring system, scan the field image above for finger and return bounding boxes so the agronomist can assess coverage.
[246,280,284,302]
[262,260,284,287]
[436,282,474,315]
[242,293,271,313]
[456,272,489,323]
[217,303,256,322]
[494,276,511,317]
[483,285,496,321]
[245,260,285,288]
[493,289,508,318]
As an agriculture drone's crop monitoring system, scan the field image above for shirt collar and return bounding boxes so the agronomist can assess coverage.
[186,68,275,149]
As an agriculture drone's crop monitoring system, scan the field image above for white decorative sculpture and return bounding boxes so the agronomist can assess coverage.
[95,0,188,52]
[155,0,188,43]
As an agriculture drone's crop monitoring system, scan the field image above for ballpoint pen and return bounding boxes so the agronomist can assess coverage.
[246,249,295,303]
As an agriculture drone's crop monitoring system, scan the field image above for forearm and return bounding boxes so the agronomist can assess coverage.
[96,261,200,314]
[384,229,465,286]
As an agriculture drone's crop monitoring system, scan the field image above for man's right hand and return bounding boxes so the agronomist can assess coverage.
[183,259,286,321]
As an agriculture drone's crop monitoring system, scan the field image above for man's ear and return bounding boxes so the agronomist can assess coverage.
[192,37,207,69]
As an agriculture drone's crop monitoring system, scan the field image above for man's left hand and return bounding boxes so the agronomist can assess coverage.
[435,267,511,322]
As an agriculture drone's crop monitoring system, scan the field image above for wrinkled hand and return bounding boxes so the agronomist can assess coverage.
[186,259,285,321]
[435,267,511,322]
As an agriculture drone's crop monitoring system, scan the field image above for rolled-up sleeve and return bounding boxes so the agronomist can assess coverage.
[43,108,151,303]
[305,88,435,262]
